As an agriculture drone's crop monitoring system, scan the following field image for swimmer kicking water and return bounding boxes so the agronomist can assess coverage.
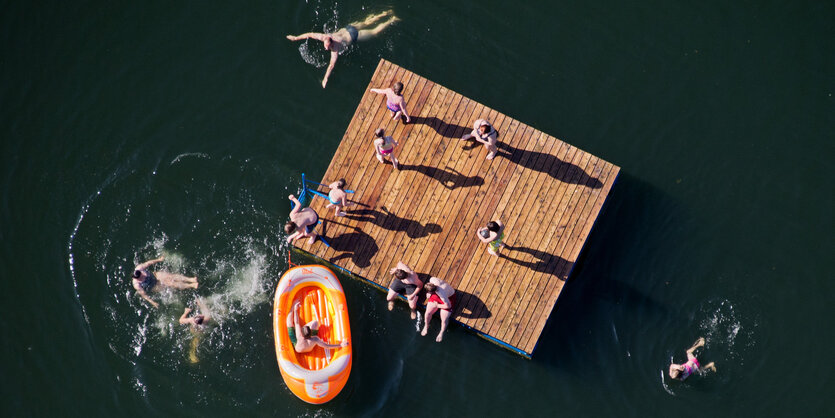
[131,256,198,308]
[669,337,717,381]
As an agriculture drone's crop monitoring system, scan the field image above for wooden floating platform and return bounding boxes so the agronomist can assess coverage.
[293,59,619,358]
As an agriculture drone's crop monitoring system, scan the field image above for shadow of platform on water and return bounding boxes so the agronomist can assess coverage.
[495,142,603,188]
[345,207,442,239]
[398,163,484,190]
[410,116,470,138]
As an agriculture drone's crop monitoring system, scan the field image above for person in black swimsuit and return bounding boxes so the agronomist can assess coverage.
[131,256,198,308]
[286,9,400,88]
[386,261,423,319]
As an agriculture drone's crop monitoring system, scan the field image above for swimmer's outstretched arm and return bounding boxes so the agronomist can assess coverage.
[286,32,327,42]
[179,307,192,324]
[322,51,338,88]
[288,195,302,215]
[137,290,159,309]
[136,256,164,270]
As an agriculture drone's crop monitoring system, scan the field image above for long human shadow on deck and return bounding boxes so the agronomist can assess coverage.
[398,164,484,190]
[409,116,470,138]
[495,142,603,188]
[345,207,442,239]
[500,245,570,281]
[323,223,378,268]
[452,289,491,319]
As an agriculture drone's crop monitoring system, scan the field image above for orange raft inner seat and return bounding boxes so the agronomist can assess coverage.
[273,265,352,404]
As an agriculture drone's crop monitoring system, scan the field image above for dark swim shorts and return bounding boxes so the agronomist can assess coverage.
[389,278,417,295]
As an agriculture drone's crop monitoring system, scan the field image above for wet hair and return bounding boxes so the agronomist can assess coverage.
[284,221,297,234]
[302,325,312,338]
[424,282,437,294]
[375,128,385,138]
[479,123,492,134]
[335,178,346,189]
[133,270,142,279]
[194,315,205,325]
[393,269,408,280]
[392,81,403,95]
[486,221,500,232]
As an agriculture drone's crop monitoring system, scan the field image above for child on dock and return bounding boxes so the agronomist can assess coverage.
[669,337,717,381]
[370,81,411,123]
[461,119,499,160]
[386,261,424,319]
[373,128,400,169]
[421,277,456,342]
[285,194,320,245]
[477,220,506,256]
[326,178,354,217]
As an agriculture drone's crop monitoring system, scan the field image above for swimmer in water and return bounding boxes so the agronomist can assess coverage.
[286,301,348,353]
[669,337,717,380]
[179,298,212,363]
[286,10,400,88]
[131,256,198,308]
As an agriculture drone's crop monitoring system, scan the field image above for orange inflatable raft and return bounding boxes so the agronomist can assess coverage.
[273,265,352,404]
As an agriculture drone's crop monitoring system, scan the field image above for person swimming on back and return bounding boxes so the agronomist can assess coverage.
[286,301,348,353]
[669,337,717,380]
[131,256,198,308]
[372,128,400,169]
[326,178,354,217]
[286,10,400,88]
[370,81,411,122]
[285,194,320,245]
[179,298,212,329]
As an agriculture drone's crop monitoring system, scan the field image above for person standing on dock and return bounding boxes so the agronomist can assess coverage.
[477,220,506,256]
[386,261,423,319]
[132,256,198,308]
[421,277,456,342]
[669,337,717,381]
[285,194,320,245]
[461,119,499,160]
[372,128,400,169]
[326,178,354,217]
[286,10,400,88]
[370,81,411,123]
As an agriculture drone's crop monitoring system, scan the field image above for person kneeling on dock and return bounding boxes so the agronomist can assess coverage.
[669,337,717,381]
[421,277,456,342]
[287,301,348,353]
[132,256,198,308]
[285,194,320,245]
[386,261,423,319]
[326,178,354,217]
[461,119,499,160]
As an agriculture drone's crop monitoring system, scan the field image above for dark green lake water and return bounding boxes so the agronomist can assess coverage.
[2,0,832,416]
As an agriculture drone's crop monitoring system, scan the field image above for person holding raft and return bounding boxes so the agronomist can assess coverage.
[669,337,717,381]
[285,194,321,245]
[286,301,348,353]
[286,10,399,88]
[477,220,506,257]
[370,81,411,123]
[386,261,423,319]
[421,277,456,342]
[132,256,198,308]
[372,128,400,169]
[461,119,499,160]
[326,178,354,217]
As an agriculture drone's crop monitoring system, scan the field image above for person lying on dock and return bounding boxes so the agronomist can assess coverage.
[132,256,198,308]
[386,261,423,319]
[286,10,400,88]
[370,81,411,123]
[372,128,400,169]
[476,220,506,256]
[285,194,320,245]
[326,178,354,217]
[421,277,456,342]
[669,337,717,381]
[461,119,499,160]
[286,302,348,353]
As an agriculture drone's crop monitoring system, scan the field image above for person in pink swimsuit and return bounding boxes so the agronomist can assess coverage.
[669,337,717,380]
[373,128,400,169]
[370,81,411,122]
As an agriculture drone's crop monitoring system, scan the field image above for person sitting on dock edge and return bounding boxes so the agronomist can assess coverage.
[286,10,400,88]
[286,301,348,353]
[132,256,198,308]
[669,337,717,381]
[461,119,499,159]
[326,178,354,217]
[386,261,424,319]
[371,81,411,123]
[421,276,456,342]
[286,194,320,245]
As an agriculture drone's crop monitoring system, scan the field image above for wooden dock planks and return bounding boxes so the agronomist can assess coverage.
[295,59,620,358]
